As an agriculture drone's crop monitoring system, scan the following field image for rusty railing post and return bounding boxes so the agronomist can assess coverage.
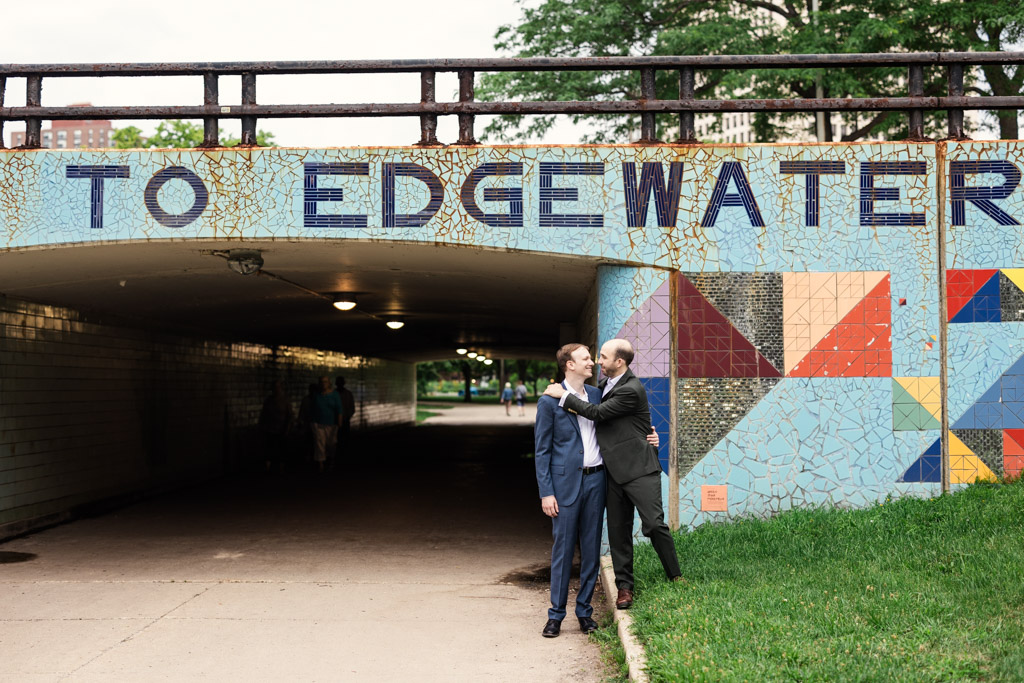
[907,64,926,140]
[947,63,967,140]
[457,69,477,145]
[25,75,42,148]
[676,66,696,143]
[0,76,6,148]
[203,72,220,147]
[240,71,257,146]
[418,70,438,145]
[639,67,657,142]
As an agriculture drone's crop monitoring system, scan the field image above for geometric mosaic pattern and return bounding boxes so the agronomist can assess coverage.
[1005,429,1024,478]
[677,273,781,378]
[951,428,1004,475]
[785,272,892,377]
[892,377,941,430]
[608,271,673,474]
[683,272,784,372]
[676,377,780,478]
[899,431,998,483]
[948,268,1024,323]
[618,278,672,378]
[952,352,1024,430]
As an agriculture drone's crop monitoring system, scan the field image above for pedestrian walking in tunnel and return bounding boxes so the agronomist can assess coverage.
[258,380,293,473]
[501,381,514,416]
[515,379,528,416]
[335,376,356,456]
[310,376,342,473]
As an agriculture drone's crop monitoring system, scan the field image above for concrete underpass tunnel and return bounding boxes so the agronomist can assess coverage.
[0,240,603,545]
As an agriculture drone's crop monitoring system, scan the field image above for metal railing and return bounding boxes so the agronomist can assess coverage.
[1,52,1023,147]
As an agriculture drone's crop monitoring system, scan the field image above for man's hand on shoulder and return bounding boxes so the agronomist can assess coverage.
[541,495,559,517]
[542,383,565,399]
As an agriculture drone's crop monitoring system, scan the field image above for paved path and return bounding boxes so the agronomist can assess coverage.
[0,422,610,682]
[420,401,537,426]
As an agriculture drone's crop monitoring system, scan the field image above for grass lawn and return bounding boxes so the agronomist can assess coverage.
[415,404,451,423]
[623,479,1024,682]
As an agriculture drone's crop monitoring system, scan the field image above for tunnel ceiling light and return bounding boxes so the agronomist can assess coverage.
[466,351,478,358]
[456,348,468,355]
[226,249,264,276]
[385,317,405,330]
[333,296,357,311]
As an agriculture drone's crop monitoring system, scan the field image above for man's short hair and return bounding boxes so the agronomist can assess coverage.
[556,343,587,374]
[610,339,634,366]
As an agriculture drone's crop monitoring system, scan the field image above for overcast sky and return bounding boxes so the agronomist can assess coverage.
[2,0,583,147]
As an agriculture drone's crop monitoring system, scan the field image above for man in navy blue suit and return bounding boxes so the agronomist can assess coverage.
[535,342,606,638]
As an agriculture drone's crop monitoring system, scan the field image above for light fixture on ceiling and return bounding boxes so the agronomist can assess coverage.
[477,355,487,361]
[225,249,264,276]
[333,296,357,311]
[467,351,478,358]
[456,348,468,355]
[483,359,493,365]
[385,317,405,330]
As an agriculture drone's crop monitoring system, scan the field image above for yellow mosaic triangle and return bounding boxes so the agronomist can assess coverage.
[1002,268,1024,293]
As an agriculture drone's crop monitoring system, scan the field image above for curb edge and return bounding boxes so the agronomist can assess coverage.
[600,555,649,683]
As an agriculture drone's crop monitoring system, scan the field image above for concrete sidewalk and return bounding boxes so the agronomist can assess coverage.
[0,423,610,682]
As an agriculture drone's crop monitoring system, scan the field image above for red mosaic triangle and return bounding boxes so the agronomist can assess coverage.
[788,275,892,377]
[677,274,781,378]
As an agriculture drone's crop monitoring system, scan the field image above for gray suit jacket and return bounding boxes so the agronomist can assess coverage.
[561,369,661,484]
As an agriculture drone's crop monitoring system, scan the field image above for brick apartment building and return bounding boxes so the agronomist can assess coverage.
[8,103,114,149]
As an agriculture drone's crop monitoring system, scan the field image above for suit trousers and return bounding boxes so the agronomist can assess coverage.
[548,469,606,621]
[606,471,680,590]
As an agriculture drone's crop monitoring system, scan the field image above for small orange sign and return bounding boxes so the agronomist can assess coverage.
[701,485,728,512]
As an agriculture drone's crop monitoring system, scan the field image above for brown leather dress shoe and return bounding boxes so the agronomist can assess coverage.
[615,588,634,610]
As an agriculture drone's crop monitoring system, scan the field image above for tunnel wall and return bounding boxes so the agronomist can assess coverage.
[0,294,414,537]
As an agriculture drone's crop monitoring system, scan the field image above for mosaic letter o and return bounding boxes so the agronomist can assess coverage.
[144,167,209,228]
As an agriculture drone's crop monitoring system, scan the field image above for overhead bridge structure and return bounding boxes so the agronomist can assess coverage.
[1,54,1023,538]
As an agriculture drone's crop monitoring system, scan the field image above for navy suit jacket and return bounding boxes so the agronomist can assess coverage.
[535,381,603,507]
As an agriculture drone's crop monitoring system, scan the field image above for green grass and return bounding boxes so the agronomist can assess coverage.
[415,405,451,423]
[625,479,1024,682]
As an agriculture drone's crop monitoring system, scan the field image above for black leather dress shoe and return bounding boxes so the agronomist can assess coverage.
[542,618,561,638]
[578,616,598,634]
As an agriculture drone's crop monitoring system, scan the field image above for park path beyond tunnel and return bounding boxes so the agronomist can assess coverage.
[0,421,608,682]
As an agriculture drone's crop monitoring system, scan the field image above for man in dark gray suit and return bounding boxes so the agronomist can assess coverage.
[544,339,681,610]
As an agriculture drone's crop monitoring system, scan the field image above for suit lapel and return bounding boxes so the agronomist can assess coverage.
[601,369,634,400]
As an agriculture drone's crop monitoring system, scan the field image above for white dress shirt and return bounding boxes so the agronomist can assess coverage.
[602,373,624,397]
[564,381,602,467]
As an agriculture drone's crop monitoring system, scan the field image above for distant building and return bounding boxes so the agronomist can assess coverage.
[8,103,114,149]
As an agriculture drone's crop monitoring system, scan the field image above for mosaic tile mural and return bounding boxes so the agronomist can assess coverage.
[598,266,672,474]
[3,141,1024,529]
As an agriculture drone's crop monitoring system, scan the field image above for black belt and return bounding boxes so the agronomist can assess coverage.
[582,465,605,475]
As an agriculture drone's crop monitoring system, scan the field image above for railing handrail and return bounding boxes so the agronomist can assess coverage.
[0,52,1020,147]
[1,51,1023,76]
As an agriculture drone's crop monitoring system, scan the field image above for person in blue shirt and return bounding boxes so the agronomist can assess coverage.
[500,382,514,416]
[311,376,343,472]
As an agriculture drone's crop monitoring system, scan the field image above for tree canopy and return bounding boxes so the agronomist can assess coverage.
[478,0,1024,142]
[113,120,277,149]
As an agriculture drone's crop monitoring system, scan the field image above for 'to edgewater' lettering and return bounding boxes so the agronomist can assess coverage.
[64,157,1024,231]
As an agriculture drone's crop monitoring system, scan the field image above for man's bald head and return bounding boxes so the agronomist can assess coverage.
[605,338,634,367]
[597,338,635,379]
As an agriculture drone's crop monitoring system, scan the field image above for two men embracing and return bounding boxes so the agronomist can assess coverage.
[534,339,682,638]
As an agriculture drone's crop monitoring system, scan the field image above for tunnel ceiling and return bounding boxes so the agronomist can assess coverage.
[0,241,603,363]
